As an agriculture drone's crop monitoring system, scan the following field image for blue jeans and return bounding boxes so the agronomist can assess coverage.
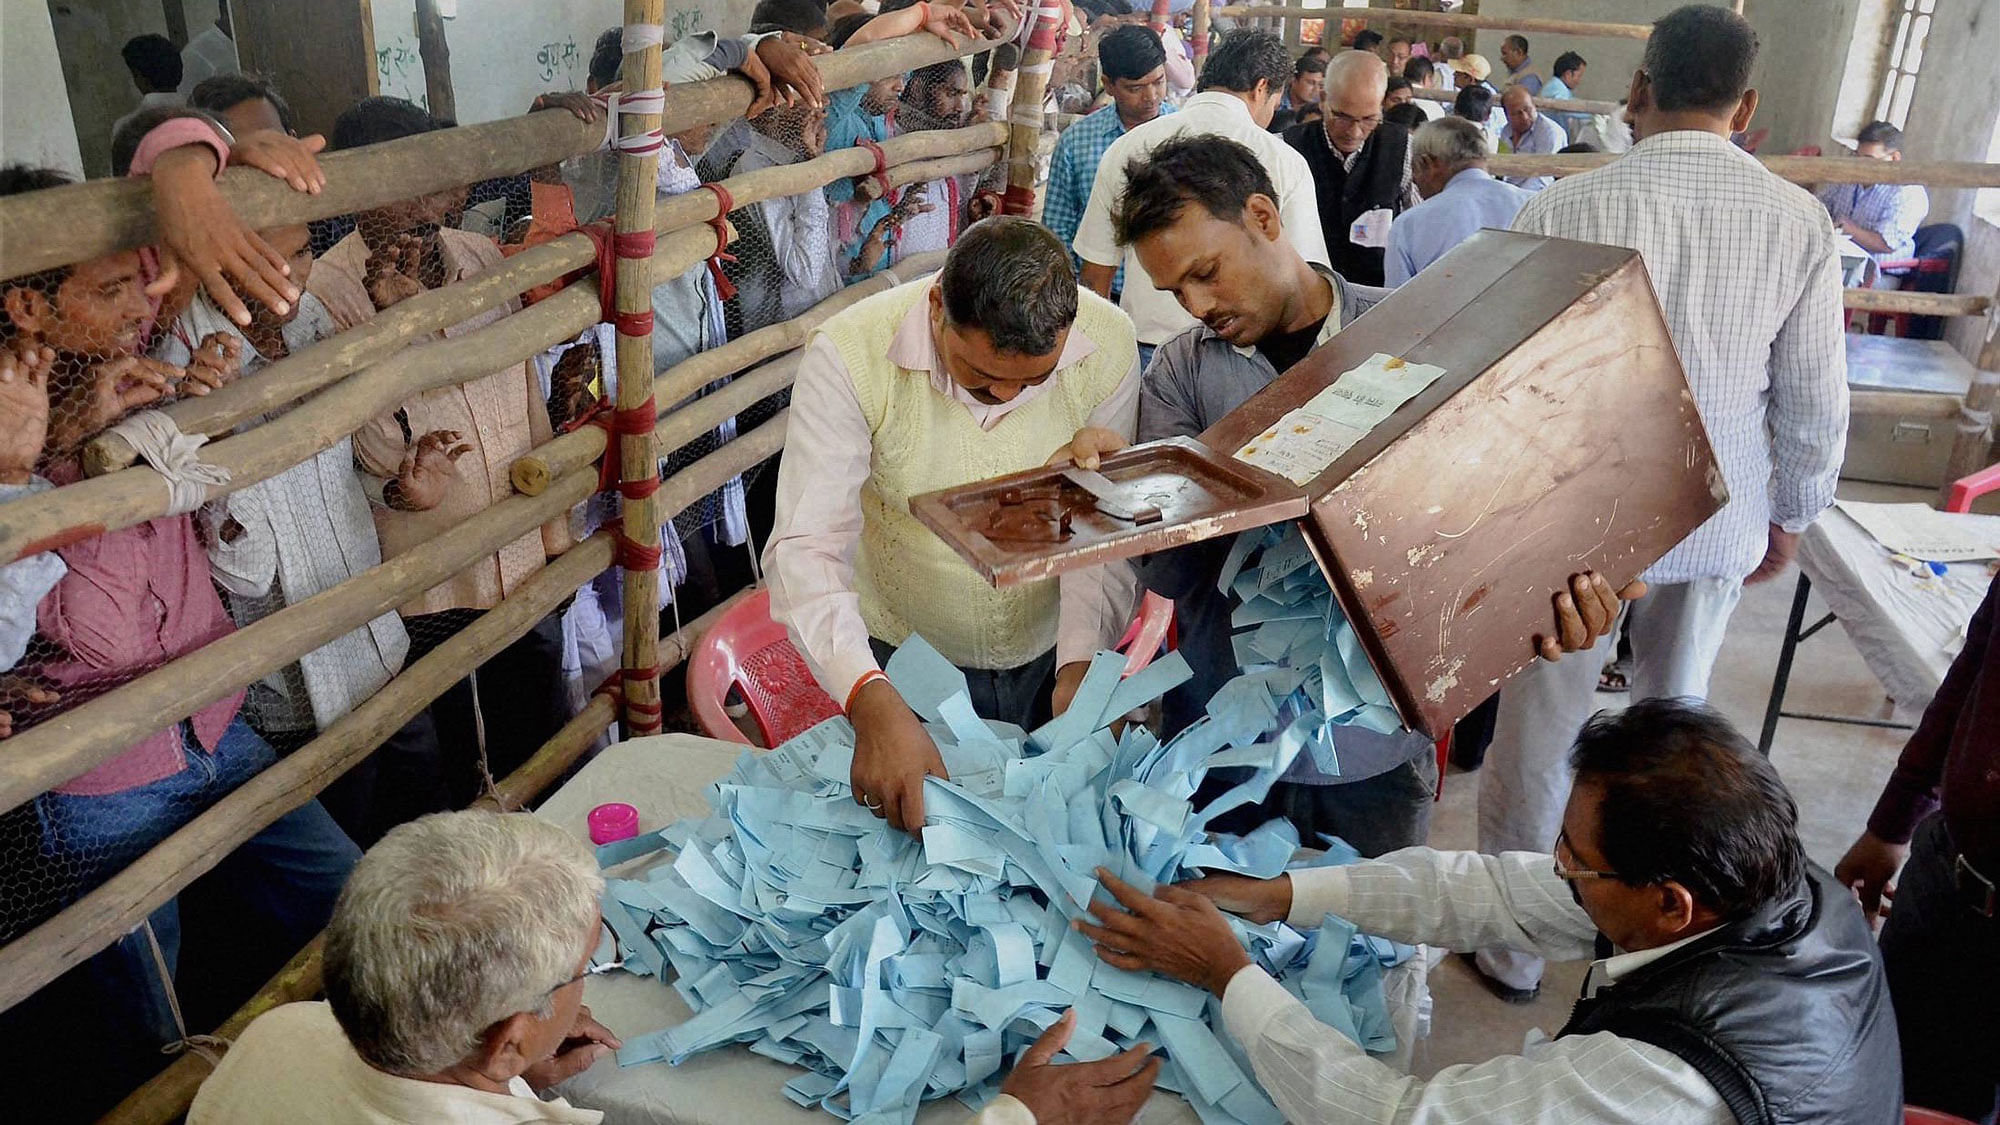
[36,716,360,1046]
[1138,343,1156,372]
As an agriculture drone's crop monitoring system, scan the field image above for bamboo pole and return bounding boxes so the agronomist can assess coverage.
[414,0,456,124]
[101,587,753,1125]
[1212,6,1653,40]
[1002,2,1064,215]
[1482,151,2000,188]
[0,469,596,815]
[81,235,598,475]
[1942,296,2000,500]
[667,123,1005,218]
[854,147,1004,201]
[0,283,600,566]
[512,251,948,496]
[1193,0,1211,72]
[0,531,616,1014]
[654,354,802,457]
[1841,289,1991,317]
[1408,87,1622,117]
[612,0,668,738]
[0,29,1012,283]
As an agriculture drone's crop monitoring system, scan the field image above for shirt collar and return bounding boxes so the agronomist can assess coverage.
[1593,924,1725,988]
[1183,91,1255,122]
[1445,167,1495,190]
[1626,128,1755,162]
[1190,264,1344,357]
[884,279,1100,399]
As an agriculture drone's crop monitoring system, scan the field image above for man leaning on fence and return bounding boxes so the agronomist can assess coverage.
[0,164,360,1074]
[766,217,1141,837]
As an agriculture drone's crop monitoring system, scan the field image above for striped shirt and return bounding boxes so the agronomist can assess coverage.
[1511,130,1848,585]
[1219,848,1733,1124]
[1815,180,1930,264]
[1043,102,1175,293]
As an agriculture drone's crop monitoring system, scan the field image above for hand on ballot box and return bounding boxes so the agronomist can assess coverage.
[1045,424,1129,471]
[1537,571,1647,663]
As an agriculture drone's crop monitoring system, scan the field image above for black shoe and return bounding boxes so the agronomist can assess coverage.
[1457,952,1540,1004]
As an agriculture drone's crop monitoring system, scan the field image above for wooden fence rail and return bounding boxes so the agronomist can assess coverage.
[1211,5,1653,39]
[0,31,1011,282]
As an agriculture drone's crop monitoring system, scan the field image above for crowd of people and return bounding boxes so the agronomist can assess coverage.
[0,2,1993,1123]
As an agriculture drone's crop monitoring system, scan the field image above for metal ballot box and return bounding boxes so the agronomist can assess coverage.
[913,232,1728,736]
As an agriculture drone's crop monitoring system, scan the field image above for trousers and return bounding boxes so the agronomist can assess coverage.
[35,717,359,1049]
[868,638,1059,730]
[1475,577,1742,990]
[1880,813,2000,1122]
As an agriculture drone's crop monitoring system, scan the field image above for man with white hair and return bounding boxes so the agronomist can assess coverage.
[191,811,1156,1124]
[1385,116,1532,286]
[1280,48,1418,286]
[189,810,617,1123]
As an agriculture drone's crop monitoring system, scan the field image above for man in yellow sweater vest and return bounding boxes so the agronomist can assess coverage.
[766,218,1142,833]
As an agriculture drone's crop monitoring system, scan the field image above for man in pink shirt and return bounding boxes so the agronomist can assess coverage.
[0,166,358,1072]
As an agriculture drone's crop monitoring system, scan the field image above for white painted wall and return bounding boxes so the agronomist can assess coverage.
[369,0,743,123]
[3,0,84,176]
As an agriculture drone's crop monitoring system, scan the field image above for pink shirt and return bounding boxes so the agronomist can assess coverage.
[36,487,243,796]
[763,281,1141,703]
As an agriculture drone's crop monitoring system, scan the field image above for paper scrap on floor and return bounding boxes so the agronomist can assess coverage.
[595,632,1413,1124]
[1234,353,1447,485]
[1835,500,2000,562]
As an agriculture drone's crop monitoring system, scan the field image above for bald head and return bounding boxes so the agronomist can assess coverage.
[1502,84,1538,136]
[1320,50,1389,155]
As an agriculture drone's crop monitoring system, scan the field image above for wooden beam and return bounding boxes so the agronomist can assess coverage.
[1408,87,1623,117]
[1003,2,1064,215]
[1841,289,1991,318]
[81,234,598,475]
[0,531,617,1012]
[1193,0,1211,72]
[1212,6,1653,40]
[1943,303,2000,500]
[1482,152,2000,189]
[0,30,1012,283]
[612,0,667,735]
[0,469,596,815]
[415,0,457,123]
[0,284,602,566]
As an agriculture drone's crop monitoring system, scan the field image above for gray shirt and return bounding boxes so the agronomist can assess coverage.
[1136,268,1432,785]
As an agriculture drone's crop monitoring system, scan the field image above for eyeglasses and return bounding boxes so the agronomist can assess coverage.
[1552,829,1624,883]
[543,959,624,998]
[1325,109,1382,134]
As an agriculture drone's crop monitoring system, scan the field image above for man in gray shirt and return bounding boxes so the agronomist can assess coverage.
[1112,135,1627,854]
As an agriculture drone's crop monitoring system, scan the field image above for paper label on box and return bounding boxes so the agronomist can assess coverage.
[1233,353,1447,485]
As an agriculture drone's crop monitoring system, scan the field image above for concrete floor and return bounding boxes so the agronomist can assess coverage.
[1407,479,1925,1079]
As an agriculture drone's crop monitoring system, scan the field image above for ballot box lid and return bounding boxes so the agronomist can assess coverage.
[911,231,1727,736]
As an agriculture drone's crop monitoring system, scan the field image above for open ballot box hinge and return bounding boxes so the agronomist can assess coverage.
[910,232,1730,738]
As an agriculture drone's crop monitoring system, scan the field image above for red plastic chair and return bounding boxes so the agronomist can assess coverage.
[687,589,844,748]
[1904,1107,1979,1125]
[689,590,1182,747]
[1944,462,2000,513]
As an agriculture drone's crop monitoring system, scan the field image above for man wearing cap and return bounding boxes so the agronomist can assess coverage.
[1281,49,1418,286]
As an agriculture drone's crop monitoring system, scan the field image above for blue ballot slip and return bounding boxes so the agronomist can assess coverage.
[602,631,1411,1124]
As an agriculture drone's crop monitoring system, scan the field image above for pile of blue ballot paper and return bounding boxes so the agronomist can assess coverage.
[597,529,1413,1124]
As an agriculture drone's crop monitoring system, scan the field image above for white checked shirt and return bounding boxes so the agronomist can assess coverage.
[1219,848,1734,1125]
[1511,130,1848,585]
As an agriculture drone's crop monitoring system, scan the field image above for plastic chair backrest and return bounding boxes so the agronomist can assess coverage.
[686,589,842,748]
[1903,1107,1980,1125]
[1113,591,1176,675]
[1945,463,2000,513]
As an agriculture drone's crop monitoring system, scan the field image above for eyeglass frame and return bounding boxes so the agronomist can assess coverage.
[1322,108,1383,136]
[1552,829,1625,883]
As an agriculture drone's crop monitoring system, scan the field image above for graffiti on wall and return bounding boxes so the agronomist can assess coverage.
[535,37,582,83]
[376,35,426,108]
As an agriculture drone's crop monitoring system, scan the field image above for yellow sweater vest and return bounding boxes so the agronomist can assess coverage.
[819,279,1135,670]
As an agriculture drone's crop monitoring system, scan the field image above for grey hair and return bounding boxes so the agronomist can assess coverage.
[1413,117,1491,171]
[1323,48,1388,102]
[324,811,604,1077]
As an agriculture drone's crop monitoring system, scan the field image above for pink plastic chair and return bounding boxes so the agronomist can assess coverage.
[689,590,1181,747]
[1944,462,2000,513]
[687,589,843,748]
[1905,1107,1980,1125]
